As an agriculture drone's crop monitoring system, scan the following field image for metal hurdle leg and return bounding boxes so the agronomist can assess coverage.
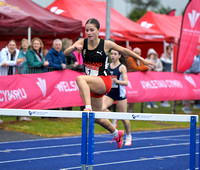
[81,112,88,170]
[88,112,95,170]
[190,116,196,170]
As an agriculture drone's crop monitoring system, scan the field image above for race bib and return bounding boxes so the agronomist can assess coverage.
[111,75,118,88]
[85,64,99,76]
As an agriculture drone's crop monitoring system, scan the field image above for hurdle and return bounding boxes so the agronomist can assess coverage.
[0,109,198,170]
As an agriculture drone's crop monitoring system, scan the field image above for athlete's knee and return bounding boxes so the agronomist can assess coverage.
[95,118,103,124]
[76,75,84,84]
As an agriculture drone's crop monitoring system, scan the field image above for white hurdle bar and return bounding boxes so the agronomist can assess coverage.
[0,109,198,170]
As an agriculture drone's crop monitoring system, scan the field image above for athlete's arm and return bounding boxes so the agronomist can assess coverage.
[64,39,84,56]
[105,40,156,69]
[113,65,128,86]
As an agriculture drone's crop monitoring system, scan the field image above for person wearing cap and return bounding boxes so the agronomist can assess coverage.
[145,48,163,109]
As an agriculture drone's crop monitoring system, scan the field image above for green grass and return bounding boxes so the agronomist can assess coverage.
[0,101,199,137]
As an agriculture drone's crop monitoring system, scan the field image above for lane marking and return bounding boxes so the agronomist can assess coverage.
[0,142,196,164]
[0,128,194,144]
[0,134,194,153]
[61,153,199,170]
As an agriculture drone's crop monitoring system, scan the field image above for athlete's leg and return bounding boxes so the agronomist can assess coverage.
[102,95,118,127]
[117,99,132,146]
[117,99,131,135]
[102,95,115,111]
[91,97,115,133]
[92,97,124,148]
[76,75,106,106]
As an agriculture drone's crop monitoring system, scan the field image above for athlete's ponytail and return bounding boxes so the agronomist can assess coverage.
[119,52,127,68]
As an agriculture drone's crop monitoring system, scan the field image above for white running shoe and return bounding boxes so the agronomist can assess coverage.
[0,119,3,123]
[125,137,132,146]
[20,117,32,121]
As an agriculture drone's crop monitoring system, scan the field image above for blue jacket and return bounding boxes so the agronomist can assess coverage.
[45,47,67,70]
[185,54,200,74]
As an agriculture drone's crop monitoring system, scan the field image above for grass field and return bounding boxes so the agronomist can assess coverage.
[0,101,199,137]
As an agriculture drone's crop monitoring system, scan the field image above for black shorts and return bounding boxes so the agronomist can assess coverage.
[106,88,127,101]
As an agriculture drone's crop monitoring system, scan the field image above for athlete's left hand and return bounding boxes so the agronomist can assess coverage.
[143,60,156,70]
[113,78,118,83]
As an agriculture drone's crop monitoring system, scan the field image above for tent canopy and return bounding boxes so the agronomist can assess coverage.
[46,0,164,42]
[137,11,182,43]
[0,0,82,36]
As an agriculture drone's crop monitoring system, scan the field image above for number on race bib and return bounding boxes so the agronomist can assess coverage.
[85,65,99,76]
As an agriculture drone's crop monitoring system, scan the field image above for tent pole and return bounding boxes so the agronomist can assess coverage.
[106,0,111,40]
[28,27,31,44]
[126,40,129,47]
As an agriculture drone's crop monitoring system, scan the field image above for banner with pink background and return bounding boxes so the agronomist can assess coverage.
[0,70,200,109]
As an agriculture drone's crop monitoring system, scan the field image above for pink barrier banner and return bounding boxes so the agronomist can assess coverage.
[126,71,200,103]
[0,70,200,109]
[0,70,84,109]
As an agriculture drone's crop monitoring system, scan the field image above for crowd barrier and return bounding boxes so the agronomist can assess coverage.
[0,70,200,109]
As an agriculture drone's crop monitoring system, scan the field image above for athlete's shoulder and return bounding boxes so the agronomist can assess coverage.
[119,64,127,72]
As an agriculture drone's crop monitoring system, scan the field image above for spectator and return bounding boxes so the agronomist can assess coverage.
[160,45,173,72]
[17,38,29,74]
[145,48,163,108]
[45,39,67,71]
[160,45,173,107]
[182,53,200,114]
[26,37,49,73]
[62,38,77,69]
[127,47,149,72]
[44,39,68,111]
[0,40,24,76]
[43,48,49,58]
[72,36,84,72]
[17,39,32,121]
[127,47,149,113]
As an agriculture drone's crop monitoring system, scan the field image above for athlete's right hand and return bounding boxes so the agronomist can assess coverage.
[73,44,83,51]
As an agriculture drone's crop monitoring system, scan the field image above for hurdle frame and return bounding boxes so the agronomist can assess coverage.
[0,109,198,170]
[82,112,198,170]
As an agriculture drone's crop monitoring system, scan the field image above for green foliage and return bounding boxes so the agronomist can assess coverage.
[128,8,147,22]
[126,0,173,21]
[127,0,160,9]
[154,5,173,14]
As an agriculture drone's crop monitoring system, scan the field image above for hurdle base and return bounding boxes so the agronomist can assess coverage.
[81,164,86,170]
[88,165,93,170]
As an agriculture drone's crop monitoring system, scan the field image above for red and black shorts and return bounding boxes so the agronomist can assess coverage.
[90,75,112,98]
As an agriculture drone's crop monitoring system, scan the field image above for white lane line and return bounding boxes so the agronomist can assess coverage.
[0,134,193,153]
[61,152,198,170]
[0,153,80,164]
[0,142,193,164]
[0,128,193,144]
[0,136,81,144]
[0,143,81,152]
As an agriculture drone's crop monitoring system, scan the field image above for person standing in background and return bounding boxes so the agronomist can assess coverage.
[26,37,49,73]
[126,47,149,113]
[160,45,173,107]
[17,38,29,74]
[0,39,24,76]
[145,48,163,109]
[45,39,67,71]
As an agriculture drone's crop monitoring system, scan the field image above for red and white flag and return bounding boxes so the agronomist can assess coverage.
[176,0,200,72]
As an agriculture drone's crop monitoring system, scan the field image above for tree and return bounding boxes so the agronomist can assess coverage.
[126,0,173,21]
